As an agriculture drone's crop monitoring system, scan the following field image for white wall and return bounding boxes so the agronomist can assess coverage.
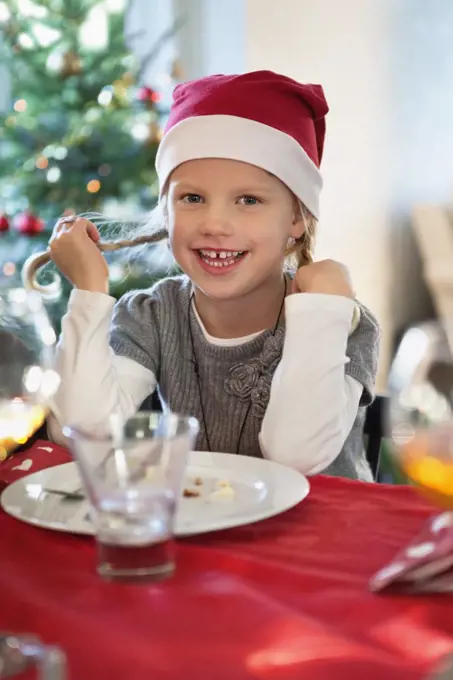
[125,0,177,107]
[127,0,245,85]
[388,0,453,340]
[391,0,453,206]
[246,0,394,385]
[171,0,245,79]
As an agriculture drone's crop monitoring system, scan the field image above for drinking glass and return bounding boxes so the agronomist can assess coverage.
[388,320,453,508]
[64,411,199,582]
[0,283,59,461]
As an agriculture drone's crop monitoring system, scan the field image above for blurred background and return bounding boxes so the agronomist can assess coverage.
[1,0,452,391]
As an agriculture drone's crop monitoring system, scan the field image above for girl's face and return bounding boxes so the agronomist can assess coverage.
[166,158,304,300]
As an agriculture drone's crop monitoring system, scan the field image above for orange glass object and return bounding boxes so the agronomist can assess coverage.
[0,402,47,462]
[400,431,453,509]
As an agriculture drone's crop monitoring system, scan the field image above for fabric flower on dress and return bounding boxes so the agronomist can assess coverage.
[250,376,271,418]
[224,359,262,401]
[260,327,284,374]
[224,327,284,417]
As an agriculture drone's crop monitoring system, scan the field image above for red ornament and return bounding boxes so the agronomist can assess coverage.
[0,214,9,233]
[14,211,45,236]
[137,86,161,105]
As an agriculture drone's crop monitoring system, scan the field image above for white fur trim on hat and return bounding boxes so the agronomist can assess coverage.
[155,114,322,218]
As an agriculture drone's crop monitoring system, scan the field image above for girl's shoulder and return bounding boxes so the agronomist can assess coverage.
[117,273,189,306]
[112,274,190,328]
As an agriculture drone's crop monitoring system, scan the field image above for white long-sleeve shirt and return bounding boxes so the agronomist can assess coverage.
[47,279,378,479]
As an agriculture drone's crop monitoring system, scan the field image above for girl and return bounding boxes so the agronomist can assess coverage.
[24,70,380,481]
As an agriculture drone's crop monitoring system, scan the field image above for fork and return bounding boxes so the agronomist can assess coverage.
[42,488,85,501]
[43,442,163,501]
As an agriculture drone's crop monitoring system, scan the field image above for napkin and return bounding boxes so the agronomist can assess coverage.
[370,511,453,594]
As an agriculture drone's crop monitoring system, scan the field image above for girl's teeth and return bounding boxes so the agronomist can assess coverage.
[198,249,245,268]
[206,258,236,267]
[199,250,243,259]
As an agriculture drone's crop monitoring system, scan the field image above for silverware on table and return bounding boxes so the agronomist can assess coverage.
[0,633,66,679]
[0,633,28,677]
[42,488,85,502]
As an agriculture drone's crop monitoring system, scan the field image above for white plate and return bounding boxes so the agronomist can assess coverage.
[0,451,309,537]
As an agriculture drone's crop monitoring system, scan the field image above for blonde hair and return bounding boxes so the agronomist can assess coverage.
[22,201,317,298]
[286,201,317,269]
[21,208,167,297]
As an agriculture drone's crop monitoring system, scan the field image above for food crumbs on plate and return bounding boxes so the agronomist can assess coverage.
[182,478,235,499]
[210,481,235,500]
[183,488,200,498]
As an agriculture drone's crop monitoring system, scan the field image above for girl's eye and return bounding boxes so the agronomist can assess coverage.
[181,193,203,204]
[239,196,261,206]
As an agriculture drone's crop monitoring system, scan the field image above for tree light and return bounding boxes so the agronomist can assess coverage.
[35,156,49,170]
[131,122,149,141]
[13,99,27,113]
[17,0,47,18]
[3,262,16,276]
[18,34,34,49]
[87,179,101,193]
[32,24,60,47]
[0,2,11,21]
[46,167,61,183]
[53,147,68,160]
[79,6,108,51]
[98,87,113,107]
[104,0,126,12]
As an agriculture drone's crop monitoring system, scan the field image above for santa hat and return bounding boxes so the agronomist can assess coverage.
[155,70,329,219]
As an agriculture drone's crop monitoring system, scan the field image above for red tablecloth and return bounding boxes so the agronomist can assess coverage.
[1,441,452,680]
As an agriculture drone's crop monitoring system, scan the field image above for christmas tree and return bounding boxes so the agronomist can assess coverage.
[0,0,177,325]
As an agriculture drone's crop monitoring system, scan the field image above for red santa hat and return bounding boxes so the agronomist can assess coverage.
[155,70,329,219]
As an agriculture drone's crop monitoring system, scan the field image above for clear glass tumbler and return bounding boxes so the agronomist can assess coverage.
[65,411,199,582]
